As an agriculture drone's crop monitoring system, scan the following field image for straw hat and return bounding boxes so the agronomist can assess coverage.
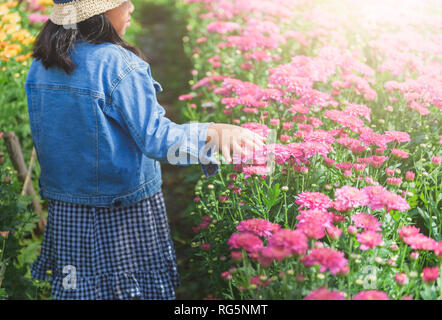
[49,0,128,26]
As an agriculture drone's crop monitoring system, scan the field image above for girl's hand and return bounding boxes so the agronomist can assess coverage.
[206,123,266,163]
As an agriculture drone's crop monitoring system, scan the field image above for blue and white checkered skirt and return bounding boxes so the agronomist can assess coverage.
[30,189,180,300]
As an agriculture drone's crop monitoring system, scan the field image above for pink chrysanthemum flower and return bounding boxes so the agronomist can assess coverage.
[303,287,346,300]
[295,192,333,211]
[207,21,241,34]
[258,246,292,266]
[434,241,442,258]
[282,122,294,130]
[363,186,410,212]
[304,130,335,145]
[323,156,336,167]
[359,131,388,149]
[405,171,415,181]
[343,103,371,122]
[398,226,420,239]
[370,155,389,167]
[267,229,309,256]
[250,275,271,288]
[335,162,354,171]
[333,186,369,212]
[386,177,402,186]
[395,273,408,286]
[432,156,442,164]
[356,231,383,250]
[326,225,343,240]
[385,168,395,176]
[301,141,331,159]
[301,248,348,275]
[237,218,281,238]
[28,13,49,24]
[241,122,270,137]
[242,165,270,176]
[402,233,437,251]
[351,213,381,231]
[352,290,390,300]
[422,267,439,283]
[178,93,194,101]
[391,148,409,159]
[336,137,366,154]
[384,131,411,144]
[266,144,291,165]
[228,232,263,253]
[296,209,334,240]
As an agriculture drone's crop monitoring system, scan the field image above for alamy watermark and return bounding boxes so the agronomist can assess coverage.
[165,122,277,172]
[360,266,378,290]
[59,5,78,30]
[62,265,77,290]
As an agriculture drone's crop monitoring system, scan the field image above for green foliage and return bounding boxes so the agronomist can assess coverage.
[0,153,49,299]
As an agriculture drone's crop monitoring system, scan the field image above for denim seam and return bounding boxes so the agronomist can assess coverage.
[40,174,161,200]
[26,83,105,98]
[109,63,141,98]
[93,100,99,195]
[115,45,131,66]
[30,88,41,154]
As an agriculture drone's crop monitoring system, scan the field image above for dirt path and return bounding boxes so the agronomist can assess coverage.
[135,2,205,299]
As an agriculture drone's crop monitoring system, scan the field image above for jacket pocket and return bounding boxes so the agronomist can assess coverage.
[152,78,163,93]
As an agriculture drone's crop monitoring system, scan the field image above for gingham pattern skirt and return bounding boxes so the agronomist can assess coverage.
[30,189,180,300]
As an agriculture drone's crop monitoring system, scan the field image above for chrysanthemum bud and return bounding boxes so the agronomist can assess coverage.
[395,273,408,286]
[259,275,268,282]
[316,273,325,280]
[296,274,305,282]
[410,252,419,260]
[375,257,384,265]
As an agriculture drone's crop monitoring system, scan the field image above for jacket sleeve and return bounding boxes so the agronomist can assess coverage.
[110,63,219,178]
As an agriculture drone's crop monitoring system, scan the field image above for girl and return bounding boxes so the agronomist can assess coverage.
[25,0,264,300]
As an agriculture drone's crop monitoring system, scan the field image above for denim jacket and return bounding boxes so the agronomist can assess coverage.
[24,39,219,208]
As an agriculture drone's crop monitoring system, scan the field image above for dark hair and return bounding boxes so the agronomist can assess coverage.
[32,14,147,75]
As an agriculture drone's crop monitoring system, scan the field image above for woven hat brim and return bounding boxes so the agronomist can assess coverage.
[49,0,128,25]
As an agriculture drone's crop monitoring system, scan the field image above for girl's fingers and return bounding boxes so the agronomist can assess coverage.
[221,144,231,163]
[232,141,247,159]
[243,138,264,153]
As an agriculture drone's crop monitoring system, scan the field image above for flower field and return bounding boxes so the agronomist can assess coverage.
[0,0,441,300]
[179,0,442,300]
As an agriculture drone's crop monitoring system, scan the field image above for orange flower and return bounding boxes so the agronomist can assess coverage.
[1,12,21,24]
[11,29,30,42]
[2,23,20,35]
[0,43,22,60]
[15,52,32,62]
[5,1,18,8]
[22,36,36,45]
[37,0,53,7]
[0,4,9,16]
